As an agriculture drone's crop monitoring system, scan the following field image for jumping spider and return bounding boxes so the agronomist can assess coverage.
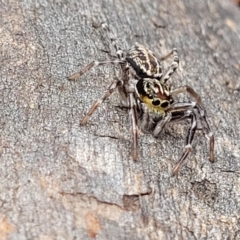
[68,23,214,175]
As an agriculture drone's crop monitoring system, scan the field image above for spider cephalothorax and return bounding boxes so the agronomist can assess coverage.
[136,78,174,114]
[68,23,214,175]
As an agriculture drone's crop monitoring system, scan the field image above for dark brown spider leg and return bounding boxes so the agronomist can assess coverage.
[196,104,214,162]
[168,102,197,115]
[153,102,197,136]
[170,85,202,105]
[162,48,179,83]
[209,132,214,162]
[81,79,122,125]
[172,110,197,175]
[167,102,214,172]
[153,102,198,174]
[129,93,138,160]
[68,60,124,80]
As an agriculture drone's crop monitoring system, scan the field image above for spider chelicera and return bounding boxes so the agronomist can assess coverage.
[68,23,214,175]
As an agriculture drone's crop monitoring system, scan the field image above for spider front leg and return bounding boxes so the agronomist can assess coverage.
[81,78,122,125]
[196,104,215,162]
[168,102,214,174]
[68,59,124,80]
[172,110,197,175]
[171,85,202,105]
[152,102,199,174]
[153,102,197,137]
[153,112,172,137]
[171,87,214,162]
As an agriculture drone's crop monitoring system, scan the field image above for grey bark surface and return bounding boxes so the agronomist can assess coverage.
[0,0,240,239]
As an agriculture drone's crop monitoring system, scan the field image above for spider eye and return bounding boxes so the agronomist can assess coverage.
[152,99,161,106]
[148,94,153,99]
[161,101,169,108]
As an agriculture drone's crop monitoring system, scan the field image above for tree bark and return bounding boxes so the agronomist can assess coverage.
[0,0,240,239]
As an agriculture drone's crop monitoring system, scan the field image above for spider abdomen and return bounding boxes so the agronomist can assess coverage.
[126,42,163,79]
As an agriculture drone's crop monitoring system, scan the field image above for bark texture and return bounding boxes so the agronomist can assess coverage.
[0,0,240,239]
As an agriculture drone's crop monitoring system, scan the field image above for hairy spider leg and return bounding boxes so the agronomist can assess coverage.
[168,102,214,173]
[148,102,198,174]
[171,86,214,161]
[129,92,139,160]
[171,85,202,106]
[81,79,122,125]
[209,132,214,162]
[68,60,124,80]
[101,23,124,61]
[172,110,197,175]
[152,102,196,136]
[195,104,215,162]
[152,112,172,137]
[161,48,179,83]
